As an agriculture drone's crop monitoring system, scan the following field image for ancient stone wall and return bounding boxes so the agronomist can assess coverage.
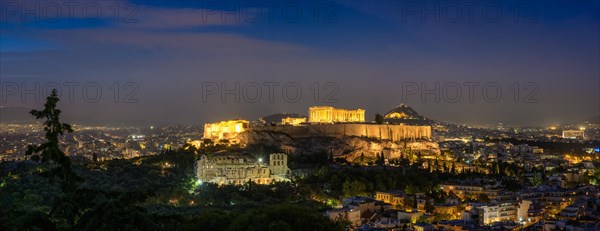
[250,126,310,137]
[250,124,431,141]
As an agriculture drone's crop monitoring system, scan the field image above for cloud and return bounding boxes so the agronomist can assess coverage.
[1,0,598,126]
[120,6,243,29]
[34,28,310,54]
[0,0,244,29]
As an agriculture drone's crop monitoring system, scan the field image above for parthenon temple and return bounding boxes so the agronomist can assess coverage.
[308,106,365,123]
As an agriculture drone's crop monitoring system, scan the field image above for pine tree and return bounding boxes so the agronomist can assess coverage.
[26,89,79,189]
[26,89,82,227]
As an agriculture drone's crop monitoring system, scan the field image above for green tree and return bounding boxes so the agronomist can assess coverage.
[26,89,78,189]
[24,89,86,227]
[342,180,367,197]
[375,114,384,124]
[228,203,339,231]
[530,174,543,186]
[404,195,417,209]
[477,193,491,203]
[592,166,600,185]
[424,199,435,214]
[376,152,385,166]
[416,215,430,224]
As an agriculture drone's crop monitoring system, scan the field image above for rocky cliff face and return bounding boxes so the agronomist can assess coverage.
[237,130,440,162]
[235,130,294,145]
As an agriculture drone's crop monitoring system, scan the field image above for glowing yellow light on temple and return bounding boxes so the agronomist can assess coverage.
[308,106,365,123]
[282,117,307,126]
[203,120,249,140]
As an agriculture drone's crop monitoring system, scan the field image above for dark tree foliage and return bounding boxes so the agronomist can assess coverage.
[227,204,340,231]
[26,89,79,189]
[374,113,384,124]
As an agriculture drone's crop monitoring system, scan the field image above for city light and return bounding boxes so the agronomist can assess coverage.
[0,1,598,230]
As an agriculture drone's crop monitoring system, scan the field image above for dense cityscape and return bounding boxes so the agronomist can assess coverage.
[1,103,599,230]
[1,0,599,230]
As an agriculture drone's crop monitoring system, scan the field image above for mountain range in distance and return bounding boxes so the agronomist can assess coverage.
[1,106,598,127]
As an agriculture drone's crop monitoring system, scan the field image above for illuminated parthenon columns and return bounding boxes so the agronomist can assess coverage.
[308,106,365,123]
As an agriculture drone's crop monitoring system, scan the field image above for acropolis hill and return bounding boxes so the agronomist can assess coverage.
[250,123,431,142]
[236,131,440,163]
[203,104,432,143]
[200,105,438,162]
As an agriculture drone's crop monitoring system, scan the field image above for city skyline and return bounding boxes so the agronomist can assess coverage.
[1,1,599,230]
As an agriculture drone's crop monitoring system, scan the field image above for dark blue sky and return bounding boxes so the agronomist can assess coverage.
[1,0,599,126]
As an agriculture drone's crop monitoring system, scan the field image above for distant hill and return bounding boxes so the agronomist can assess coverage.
[0,106,157,126]
[383,104,433,125]
[0,106,35,123]
[574,115,600,125]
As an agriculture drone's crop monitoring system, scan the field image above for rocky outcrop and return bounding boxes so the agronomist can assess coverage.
[325,136,439,162]
[237,130,439,163]
[250,124,431,142]
[236,130,294,146]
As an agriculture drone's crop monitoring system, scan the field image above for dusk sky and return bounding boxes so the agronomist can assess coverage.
[1,0,599,126]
